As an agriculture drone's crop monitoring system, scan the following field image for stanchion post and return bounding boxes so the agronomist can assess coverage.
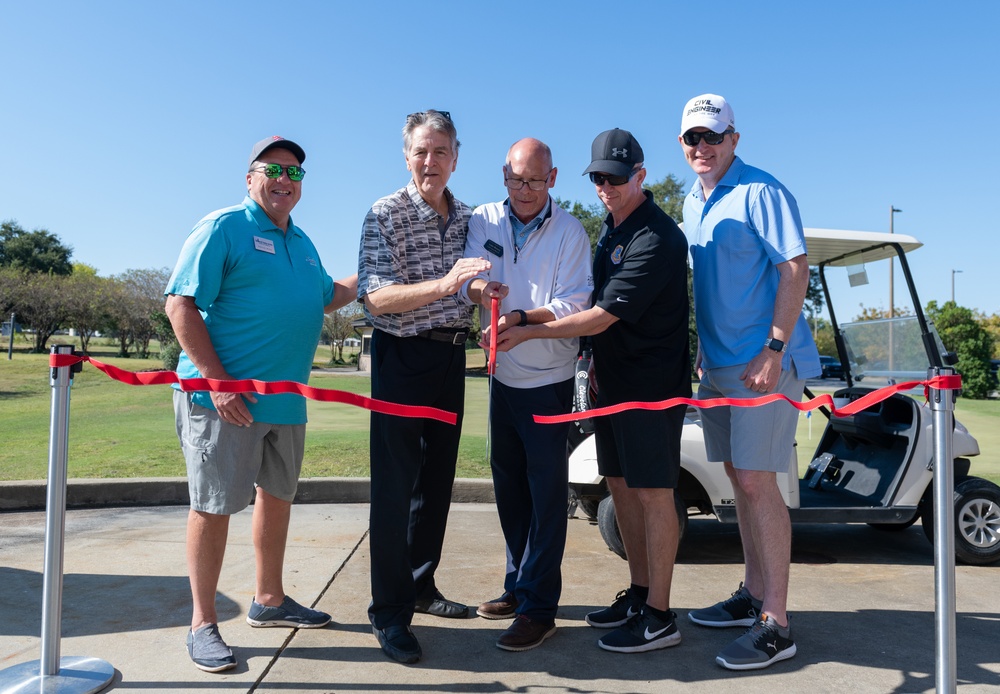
[928,366,957,694]
[0,344,115,694]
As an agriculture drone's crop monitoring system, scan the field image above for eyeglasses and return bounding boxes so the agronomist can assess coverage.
[681,130,735,147]
[588,168,639,187]
[505,169,553,191]
[406,110,452,123]
[250,163,306,181]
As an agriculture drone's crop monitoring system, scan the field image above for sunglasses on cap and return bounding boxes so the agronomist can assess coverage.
[681,130,735,147]
[250,163,306,181]
[588,168,640,187]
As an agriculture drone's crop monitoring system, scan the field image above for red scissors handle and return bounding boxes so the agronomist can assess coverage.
[488,297,499,375]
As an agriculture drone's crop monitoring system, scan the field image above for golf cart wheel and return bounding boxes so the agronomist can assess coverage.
[597,494,626,559]
[920,476,1000,566]
[596,491,688,561]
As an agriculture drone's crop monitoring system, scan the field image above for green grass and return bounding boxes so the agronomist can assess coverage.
[0,346,493,481]
[2,346,998,485]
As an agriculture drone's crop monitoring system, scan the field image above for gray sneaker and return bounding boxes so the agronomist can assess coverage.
[246,595,331,628]
[688,582,761,628]
[186,623,236,673]
[716,613,796,670]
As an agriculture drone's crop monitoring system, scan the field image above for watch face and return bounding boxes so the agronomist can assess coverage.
[767,338,785,352]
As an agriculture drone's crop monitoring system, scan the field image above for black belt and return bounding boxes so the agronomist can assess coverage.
[416,328,469,345]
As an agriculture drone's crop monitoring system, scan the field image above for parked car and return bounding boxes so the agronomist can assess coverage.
[818,354,845,380]
[568,228,1000,566]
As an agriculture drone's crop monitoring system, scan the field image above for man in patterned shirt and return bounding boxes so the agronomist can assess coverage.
[357,110,490,665]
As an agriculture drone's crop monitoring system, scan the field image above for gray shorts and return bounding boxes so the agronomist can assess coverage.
[173,390,305,515]
[698,364,804,472]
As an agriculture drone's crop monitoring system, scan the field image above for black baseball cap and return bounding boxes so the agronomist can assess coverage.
[248,136,306,168]
[583,128,644,177]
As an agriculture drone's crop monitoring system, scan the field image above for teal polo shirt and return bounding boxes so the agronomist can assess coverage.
[683,157,820,378]
[166,196,334,424]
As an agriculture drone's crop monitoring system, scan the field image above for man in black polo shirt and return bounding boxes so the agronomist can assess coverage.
[492,128,690,653]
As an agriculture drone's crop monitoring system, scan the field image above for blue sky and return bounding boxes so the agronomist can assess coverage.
[3,1,997,317]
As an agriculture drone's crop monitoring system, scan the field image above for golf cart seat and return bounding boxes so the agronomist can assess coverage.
[829,387,917,448]
[805,388,920,503]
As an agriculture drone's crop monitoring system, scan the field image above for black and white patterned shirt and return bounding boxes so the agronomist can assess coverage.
[358,180,474,337]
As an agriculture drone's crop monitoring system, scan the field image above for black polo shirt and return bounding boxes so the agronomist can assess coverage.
[592,190,691,403]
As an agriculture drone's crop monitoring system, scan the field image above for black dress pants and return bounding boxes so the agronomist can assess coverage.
[367,329,465,629]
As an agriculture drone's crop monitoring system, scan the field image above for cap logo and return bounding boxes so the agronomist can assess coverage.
[611,147,628,158]
[271,136,283,141]
[686,99,721,117]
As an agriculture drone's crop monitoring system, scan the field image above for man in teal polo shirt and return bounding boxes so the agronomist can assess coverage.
[165,136,357,673]
[678,94,820,671]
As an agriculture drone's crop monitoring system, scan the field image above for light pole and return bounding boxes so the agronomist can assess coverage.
[951,269,963,303]
[889,206,902,317]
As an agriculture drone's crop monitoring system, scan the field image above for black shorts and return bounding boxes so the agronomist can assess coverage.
[594,406,685,488]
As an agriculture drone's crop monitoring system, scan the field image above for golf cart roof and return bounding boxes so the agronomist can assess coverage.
[804,228,922,267]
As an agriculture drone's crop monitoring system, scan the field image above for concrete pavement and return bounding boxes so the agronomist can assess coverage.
[2,495,1000,693]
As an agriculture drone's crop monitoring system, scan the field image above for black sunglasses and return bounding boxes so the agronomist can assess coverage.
[406,110,452,123]
[682,130,735,147]
[588,168,639,187]
[250,163,306,181]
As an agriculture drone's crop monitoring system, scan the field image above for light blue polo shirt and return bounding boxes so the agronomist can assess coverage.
[165,196,334,424]
[683,157,820,378]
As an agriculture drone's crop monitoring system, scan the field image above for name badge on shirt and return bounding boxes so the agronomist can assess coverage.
[484,239,504,258]
[254,236,275,254]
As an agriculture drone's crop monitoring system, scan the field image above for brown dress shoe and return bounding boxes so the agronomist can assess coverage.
[496,615,556,652]
[477,591,518,620]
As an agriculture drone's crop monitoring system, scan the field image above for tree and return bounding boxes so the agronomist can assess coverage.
[644,173,686,221]
[322,306,362,363]
[926,300,996,399]
[981,312,1000,359]
[64,271,112,354]
[11,271,73,352]
[105,268,172,358]
[0,220,73,275]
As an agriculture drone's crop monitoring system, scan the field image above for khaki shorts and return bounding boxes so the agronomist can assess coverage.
[698,364,803,472]
[173,390,305,515]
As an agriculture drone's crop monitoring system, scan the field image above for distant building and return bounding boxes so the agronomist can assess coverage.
[352,317,373,372]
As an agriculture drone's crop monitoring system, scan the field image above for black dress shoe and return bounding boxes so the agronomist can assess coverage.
[373,624,421,664]
[414,589,470,618]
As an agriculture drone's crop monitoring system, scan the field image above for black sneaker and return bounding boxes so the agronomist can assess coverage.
[715,613,796,670]
[688,582,761,628]
[597,608,682,653]
[585,588,644,628]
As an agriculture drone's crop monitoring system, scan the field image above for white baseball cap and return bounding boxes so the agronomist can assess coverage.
[680,94,735,135]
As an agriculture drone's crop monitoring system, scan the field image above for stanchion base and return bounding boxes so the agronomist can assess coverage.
[0,656,115,694]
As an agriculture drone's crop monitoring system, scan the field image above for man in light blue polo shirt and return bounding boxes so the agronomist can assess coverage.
[678,95,820,671]
[165,136,357,673]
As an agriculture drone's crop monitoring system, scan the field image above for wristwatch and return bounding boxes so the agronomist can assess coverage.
[513,309,528,326]
[764,337,787,353]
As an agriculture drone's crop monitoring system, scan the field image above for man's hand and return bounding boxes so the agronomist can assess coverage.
[740,349,783,393]
[478,280,508,310]
[439,257,491,296]
[494,325,530,352]
[209,390,257,427]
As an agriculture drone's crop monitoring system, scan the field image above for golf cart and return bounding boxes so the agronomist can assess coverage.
[567,228,1000,566]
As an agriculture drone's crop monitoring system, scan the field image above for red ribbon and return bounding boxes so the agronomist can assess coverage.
[49,353,457,425]
[533,374,963,425]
